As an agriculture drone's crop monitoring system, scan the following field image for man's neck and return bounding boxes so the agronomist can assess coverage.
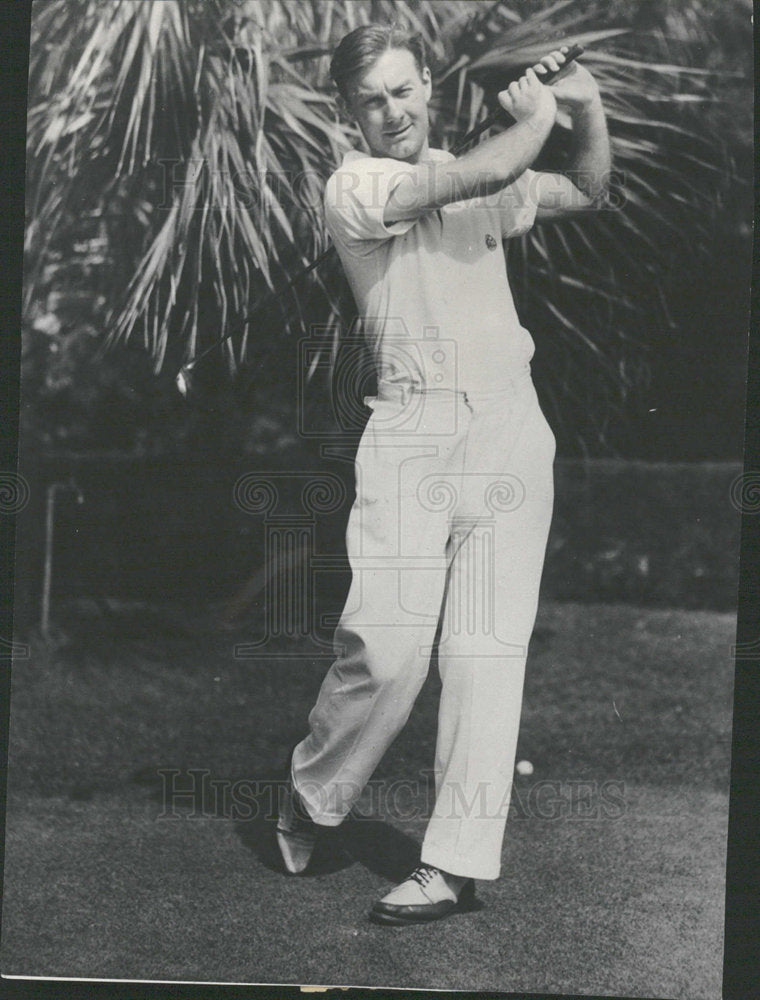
[405,137,431,165]
[367,137,432,164]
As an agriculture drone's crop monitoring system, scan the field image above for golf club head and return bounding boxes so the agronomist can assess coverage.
[175,359,224,411]
[175,363,196,400]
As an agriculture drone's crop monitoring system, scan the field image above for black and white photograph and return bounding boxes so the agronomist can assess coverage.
[0,1,755,996]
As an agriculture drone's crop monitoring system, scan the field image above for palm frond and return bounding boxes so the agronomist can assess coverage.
[24,0,751,451]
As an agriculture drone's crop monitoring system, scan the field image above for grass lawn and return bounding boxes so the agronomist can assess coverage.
[1,599,734,997]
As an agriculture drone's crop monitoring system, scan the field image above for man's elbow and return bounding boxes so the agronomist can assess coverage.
[569,168,612,210]
[591,167,614,211]
[586,185,612,213]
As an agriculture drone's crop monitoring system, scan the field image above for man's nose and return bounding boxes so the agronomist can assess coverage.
[385,98,404,123]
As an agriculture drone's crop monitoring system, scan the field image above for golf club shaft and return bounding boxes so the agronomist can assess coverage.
[181,44,585,377]
[187,245,335,369]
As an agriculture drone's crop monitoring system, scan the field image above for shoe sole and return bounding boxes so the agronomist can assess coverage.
[276,832,314,875]
[369,884,476,926]
[369,906,456,926]
[276,759,318,874]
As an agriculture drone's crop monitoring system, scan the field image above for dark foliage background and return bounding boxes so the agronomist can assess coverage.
[13,0,753,625]
[21,0,752,461]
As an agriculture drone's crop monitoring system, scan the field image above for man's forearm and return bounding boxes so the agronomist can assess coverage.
[384,110,554,223]
[446,110,555,199]
[564,94,611,201]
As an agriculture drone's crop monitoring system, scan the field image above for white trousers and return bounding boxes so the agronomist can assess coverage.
[292,366,555,879]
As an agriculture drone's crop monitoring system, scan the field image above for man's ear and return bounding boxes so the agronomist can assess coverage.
[421,65,432,101]
[336,94,354,124]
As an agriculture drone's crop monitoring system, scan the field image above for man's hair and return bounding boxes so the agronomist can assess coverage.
[330,23,426,102]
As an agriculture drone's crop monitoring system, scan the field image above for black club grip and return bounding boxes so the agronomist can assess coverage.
[452,44,585,154]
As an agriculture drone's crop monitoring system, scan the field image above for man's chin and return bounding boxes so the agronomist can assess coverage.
[377,137,425,163]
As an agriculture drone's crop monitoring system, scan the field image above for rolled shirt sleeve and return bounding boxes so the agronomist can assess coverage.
[324,151,539,252]
[324,153,421,252]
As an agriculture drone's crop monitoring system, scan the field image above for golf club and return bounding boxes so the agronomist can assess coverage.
[175,44,584,399]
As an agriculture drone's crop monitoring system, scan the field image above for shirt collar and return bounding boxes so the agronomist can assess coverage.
[342,147,454,165]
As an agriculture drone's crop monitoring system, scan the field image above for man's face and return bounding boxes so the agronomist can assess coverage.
[343,48,432,163]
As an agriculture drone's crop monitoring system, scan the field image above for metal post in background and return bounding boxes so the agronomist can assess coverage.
[41,478,84,639]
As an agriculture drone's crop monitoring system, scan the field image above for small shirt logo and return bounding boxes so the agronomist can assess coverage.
[485,233,498,250]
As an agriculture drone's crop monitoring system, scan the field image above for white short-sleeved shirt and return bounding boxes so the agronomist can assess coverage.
[324,148,539,394]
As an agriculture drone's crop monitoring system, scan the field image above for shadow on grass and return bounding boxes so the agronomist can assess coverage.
[227,745,426,883]
[334,814,426,881]
[232,779,424,883]
[128,745,427,884]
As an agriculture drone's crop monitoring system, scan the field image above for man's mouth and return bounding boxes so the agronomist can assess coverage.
[385,122,412,140]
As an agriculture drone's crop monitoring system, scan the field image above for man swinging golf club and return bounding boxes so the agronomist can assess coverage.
[277,23,610,925]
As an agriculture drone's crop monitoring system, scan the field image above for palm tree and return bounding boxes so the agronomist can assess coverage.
[24,0,751,451]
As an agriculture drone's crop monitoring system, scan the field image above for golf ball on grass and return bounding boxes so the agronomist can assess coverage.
[516,760,533,776]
